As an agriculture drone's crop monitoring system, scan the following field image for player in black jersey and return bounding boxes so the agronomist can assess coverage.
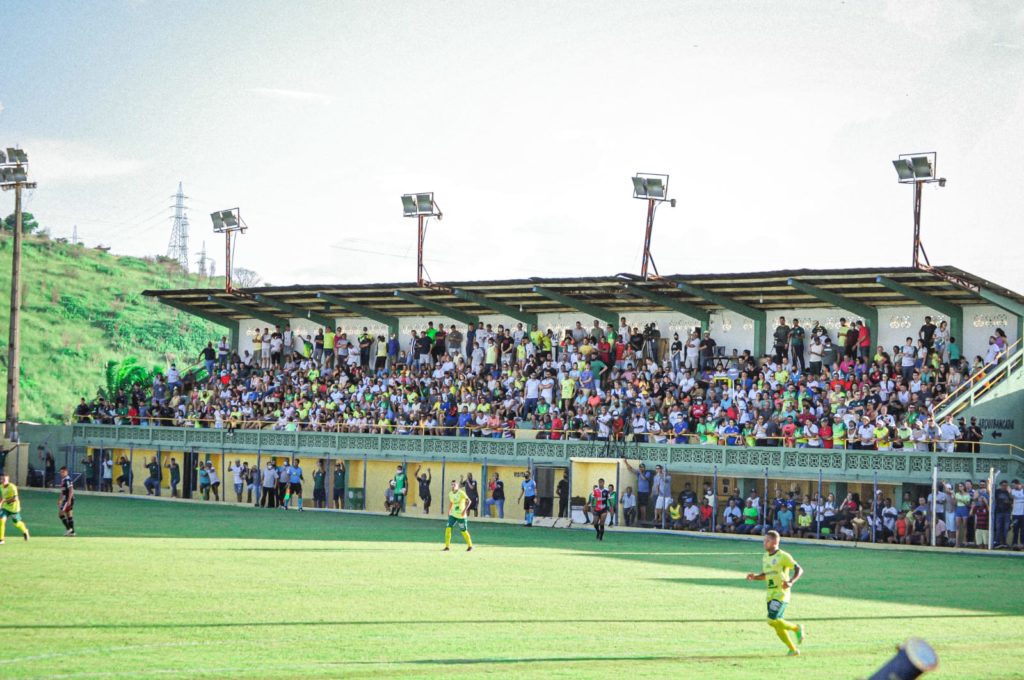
[589,479,611,541]
[58,466,76,536]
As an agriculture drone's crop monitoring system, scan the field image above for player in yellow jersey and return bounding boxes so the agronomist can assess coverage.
[746,530,804,655]
[443,479,474,552]
[0,473,31,544]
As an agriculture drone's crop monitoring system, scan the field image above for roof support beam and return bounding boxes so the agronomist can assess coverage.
[621,284,709,331]
[315,293,400,336]
[158,298,241,351]
[452,288,537,329]
[254,294,334,329]
[787,279,878,341]
[876,276,964,347]
[393,290,479,327]
[206,296,287,329]
[674,281,766,355]
[531,286,617,328]
[977,288,1024,340]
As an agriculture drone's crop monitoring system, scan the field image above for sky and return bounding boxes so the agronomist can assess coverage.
[1,0,1023,291]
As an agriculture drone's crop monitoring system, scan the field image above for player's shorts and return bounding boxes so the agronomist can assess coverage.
[766,599,788,620]
[289,483,302,496]
[446,515,468,532]
[333,488,345,500]
[524,496,535,511]
[0,507,22,522]
[655,495,673,510]
[60,498,74,513]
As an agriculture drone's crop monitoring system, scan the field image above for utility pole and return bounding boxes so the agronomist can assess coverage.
[197,241,208,278]
[1,148,36,442]
[72,224,78,246]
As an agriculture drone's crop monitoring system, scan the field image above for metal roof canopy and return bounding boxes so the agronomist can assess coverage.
[143,266,1024,331]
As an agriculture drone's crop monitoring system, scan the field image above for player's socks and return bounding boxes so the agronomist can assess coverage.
[770,620,797,652]
[461,530,472,548]
[0,520,5,541]
[14,521,28,539]
[444,527,452,548]
[60,517,70,530]
[298,498,303,510]
[794,623,804,644]
[67,518,75,533]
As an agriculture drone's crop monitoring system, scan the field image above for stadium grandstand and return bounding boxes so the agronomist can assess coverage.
[11,263,1024,547]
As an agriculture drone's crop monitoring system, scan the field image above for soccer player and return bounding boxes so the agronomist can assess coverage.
[393,464,407,514]
[0,473,30,544]
[746,530,804,655]
[443,479,473,552]
[285,458,304,511]
[58,466,76,536]
[588,479,611,541]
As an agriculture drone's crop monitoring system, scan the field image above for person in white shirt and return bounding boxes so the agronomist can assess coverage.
[621,487,637,526]
[722,499,742,532]
[683,500,700,530]
[938,416,960,453]
[1011,480,1024,547]
[229,460,244,502]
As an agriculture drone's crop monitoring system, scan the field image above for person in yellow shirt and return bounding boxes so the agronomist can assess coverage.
[443,479,473,552]
[0,473,30,544]
[746,530,805,655]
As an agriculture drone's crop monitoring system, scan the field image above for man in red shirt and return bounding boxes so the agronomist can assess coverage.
[857,322,871,360]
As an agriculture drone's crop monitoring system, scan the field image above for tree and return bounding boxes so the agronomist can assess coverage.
[233,268,261,288]
[3,212,40,234]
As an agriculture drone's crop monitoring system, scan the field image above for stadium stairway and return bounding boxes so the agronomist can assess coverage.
[931,340,1024,451]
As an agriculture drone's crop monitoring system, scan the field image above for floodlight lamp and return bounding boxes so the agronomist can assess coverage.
[416,193,433,214]
[11,166,27,183]
[0,150,5,164]
[221,210,238,227]
[401,194,417,216]
[6,148,27,165]
[631,176,646,197]
[911,156,933,179]
[210,211,225,231]
[646,178,665,199]
[892,159,914,181]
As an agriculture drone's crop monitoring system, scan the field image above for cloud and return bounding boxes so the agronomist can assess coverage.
[249,88,333,104]
[0,101,4,116]
[25,138,146,184]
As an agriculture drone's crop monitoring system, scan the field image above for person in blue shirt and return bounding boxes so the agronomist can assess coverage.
[723,419,741,446]
[622,460,653,524]
[518,470,537,526]
[457,408,473,437]
[282,459,304,511]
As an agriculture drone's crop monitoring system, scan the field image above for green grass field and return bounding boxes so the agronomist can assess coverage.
[3,491,1021,679]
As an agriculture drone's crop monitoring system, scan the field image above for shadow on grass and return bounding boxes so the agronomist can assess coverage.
[1,613,1014,632]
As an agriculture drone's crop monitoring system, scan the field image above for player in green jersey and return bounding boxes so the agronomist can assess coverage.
[0,473,30,544]
[746,530,805,655]
[443,479,474,552]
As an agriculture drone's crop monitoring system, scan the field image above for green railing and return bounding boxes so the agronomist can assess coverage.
[20,424,1024,484]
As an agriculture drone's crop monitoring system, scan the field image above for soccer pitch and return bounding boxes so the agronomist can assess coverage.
[3,491,1021,679]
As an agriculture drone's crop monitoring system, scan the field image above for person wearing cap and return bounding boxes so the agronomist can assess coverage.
[682,497,700,530]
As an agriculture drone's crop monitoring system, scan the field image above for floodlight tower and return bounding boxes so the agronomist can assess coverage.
[891,153,946,269]
[401,192,443,287]
[631,173,675,279]
[210,208,248,293]
[1,147,37,442]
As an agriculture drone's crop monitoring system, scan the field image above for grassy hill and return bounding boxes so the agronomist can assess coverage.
[0,232,226,423]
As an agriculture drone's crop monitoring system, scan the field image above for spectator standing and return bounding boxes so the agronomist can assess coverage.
[462,473,479,517]
[993,480,1012,548]
[622,459,653,524]
[143,456,161,496]
[773,317,790,364]
[1011,480,1024,547]
[206,461,221,501]
[197,462,211,500]
[699,332,717,371]
[788,319,806,372]
[332,462,346,509]
[556,471,569,518]
[652,465,673,527]
[164,457,180,498]
[116,455,131,492]
[261,462,278,508]
[229,459,244,503]
[81,454,96,492]
[622,486,637,526]
[415,466,432,514]
[312,461,326,509]
[484,472,505,519]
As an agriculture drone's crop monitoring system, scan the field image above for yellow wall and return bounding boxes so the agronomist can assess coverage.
[571,460,622,500]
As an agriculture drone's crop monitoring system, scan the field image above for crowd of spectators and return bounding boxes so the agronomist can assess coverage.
[618,461,1024,550]
[73,315,1011,453]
